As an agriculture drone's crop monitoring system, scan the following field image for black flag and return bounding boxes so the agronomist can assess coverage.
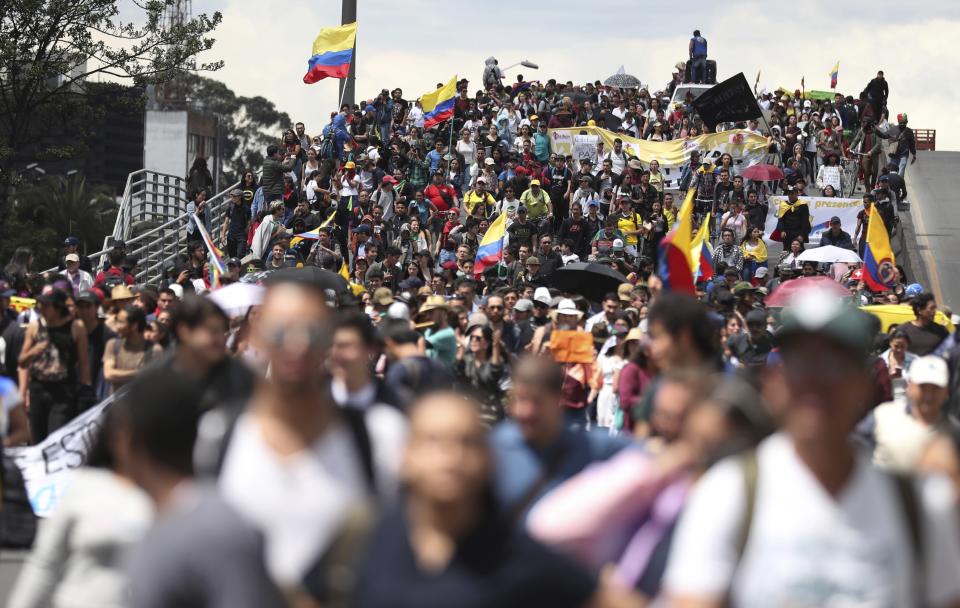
[692,72,763,131]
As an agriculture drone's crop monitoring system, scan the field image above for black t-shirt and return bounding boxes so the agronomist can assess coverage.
[227,202,250,239]
[900,321,949,356]
[355,505,596,608]
[507,222,535,252]
[559,217,591,254]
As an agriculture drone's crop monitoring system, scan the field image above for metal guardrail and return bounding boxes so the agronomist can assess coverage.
[55,169,240,285]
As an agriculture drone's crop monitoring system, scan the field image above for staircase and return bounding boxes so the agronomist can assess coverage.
[91,169,239,284]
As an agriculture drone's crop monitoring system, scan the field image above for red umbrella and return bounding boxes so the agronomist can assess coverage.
[766,276,851,307]
[741,164,785,181]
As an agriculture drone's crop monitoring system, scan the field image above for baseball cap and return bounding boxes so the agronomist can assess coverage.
[745,309,767,328]
[617,282,634,302]
[533,287,552,306]
[517,205,527,214]
[775,290,875,355]
[76,290,100,304]
[398,276,423,291]
[386,301,410,320]
[230,188,243,196]
[754,267,769,279]
[732,281,757,295]
[514,298,534,312]
[344,161,356,169]
[63,236,80,246]
[0,281,15,297]
[65,253,80,263]
[530,179,541,186]
[526,256,541,266]
[909,356,948,388]
[829,216,841,224]
[372,287,395,306]
[381,175,397,184]
[612,239,624,251]
[484,157,495,166]
[352,224,371,234]
[225,257,241,267]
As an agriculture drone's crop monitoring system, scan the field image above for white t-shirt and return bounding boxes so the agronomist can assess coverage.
[219,407,407,586]
[664,433,960,608]
[872,400,938,473]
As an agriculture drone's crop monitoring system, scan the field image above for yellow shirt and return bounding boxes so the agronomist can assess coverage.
[616,212,643,246]
[649,171,664,193]
[520,188,551,219]
[463,190,496,216]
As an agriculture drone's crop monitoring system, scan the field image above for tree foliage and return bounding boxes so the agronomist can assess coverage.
[184,74,292,184]
[0,0,222,186]
[7,173,117,269]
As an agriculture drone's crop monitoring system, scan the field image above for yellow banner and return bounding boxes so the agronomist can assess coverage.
[547,127,769,188]
[10,296,35,313]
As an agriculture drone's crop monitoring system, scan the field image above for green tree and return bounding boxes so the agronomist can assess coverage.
[8,173,118,269]
[184,74,292,184]
[0,0,223,210]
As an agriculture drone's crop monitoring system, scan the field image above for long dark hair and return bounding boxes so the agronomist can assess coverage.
[189,156,211,177]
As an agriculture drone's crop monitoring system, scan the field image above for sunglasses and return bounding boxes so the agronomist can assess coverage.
[259,322,330,352]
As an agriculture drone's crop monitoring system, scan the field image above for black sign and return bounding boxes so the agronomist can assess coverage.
[692,72,762,131]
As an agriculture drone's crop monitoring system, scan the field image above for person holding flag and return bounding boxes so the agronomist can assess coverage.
[420,76,458,129]
[862,203,897,293]
[474,212,508,277]
[657,188,697,295]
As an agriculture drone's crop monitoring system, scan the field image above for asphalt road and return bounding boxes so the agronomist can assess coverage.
[902,151,960,309]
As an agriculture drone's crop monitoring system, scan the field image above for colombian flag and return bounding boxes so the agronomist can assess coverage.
[303,23,358,84]
[657,188,697,295]
[421,76,457,129]
[829,61,839,89]
[474,211,507,276]
[690,213,714,282]
[290,210,338,247]
[863,205,895,292]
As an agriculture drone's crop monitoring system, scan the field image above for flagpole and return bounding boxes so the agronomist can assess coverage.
[338,0,357,107]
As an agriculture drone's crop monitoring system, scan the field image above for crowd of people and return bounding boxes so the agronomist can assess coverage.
[0,31,956,608]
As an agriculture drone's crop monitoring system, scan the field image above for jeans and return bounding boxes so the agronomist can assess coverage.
[29,381,76,444]
[897,154,909,177]
[691,56,707,84]
[742,259,764,281]
[226,236,246,259]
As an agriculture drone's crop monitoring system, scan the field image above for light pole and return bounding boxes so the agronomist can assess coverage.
[338,0,357,108]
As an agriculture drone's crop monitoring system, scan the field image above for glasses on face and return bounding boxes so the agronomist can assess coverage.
[469,334,485,342]
[260,322,329,351]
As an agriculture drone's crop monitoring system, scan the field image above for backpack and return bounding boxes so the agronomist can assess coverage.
[29,320,68,382]
[100,272,126,293]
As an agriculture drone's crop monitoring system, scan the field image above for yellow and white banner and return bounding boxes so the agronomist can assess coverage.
[762,196,862,245]
[547,127,769,189]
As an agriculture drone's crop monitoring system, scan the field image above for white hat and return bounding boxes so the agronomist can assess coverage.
[803,99,812,108]
[533,287,552,306]
[909,356,949,388]
[387,301,410,320]
[555,298,584,318]
[484,157,496,166]
[612,238,625,251]
[755,267,769,278]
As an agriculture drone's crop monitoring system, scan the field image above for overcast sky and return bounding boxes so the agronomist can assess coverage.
[189,0,958,149]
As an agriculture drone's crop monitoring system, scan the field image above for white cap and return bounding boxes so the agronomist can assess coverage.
[533,287,552,305]
[387,301,410,320]
[909,356,949,388]
[514,298,534,312]
[612,238,624,250]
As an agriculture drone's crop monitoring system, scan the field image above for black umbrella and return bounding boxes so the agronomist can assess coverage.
[546,262,628,300]
[604,73,641,89]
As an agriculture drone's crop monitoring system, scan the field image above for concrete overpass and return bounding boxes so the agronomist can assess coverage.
[901,151,960,309]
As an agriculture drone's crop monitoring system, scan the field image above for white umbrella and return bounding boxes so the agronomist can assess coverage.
[208,282,265,315]
[797,245,862,264]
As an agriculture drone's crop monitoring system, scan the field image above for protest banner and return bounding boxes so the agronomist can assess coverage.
[547,127,768,189]
[7,396,113,518]
[572,134,599,164]
[762,196,862,245]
